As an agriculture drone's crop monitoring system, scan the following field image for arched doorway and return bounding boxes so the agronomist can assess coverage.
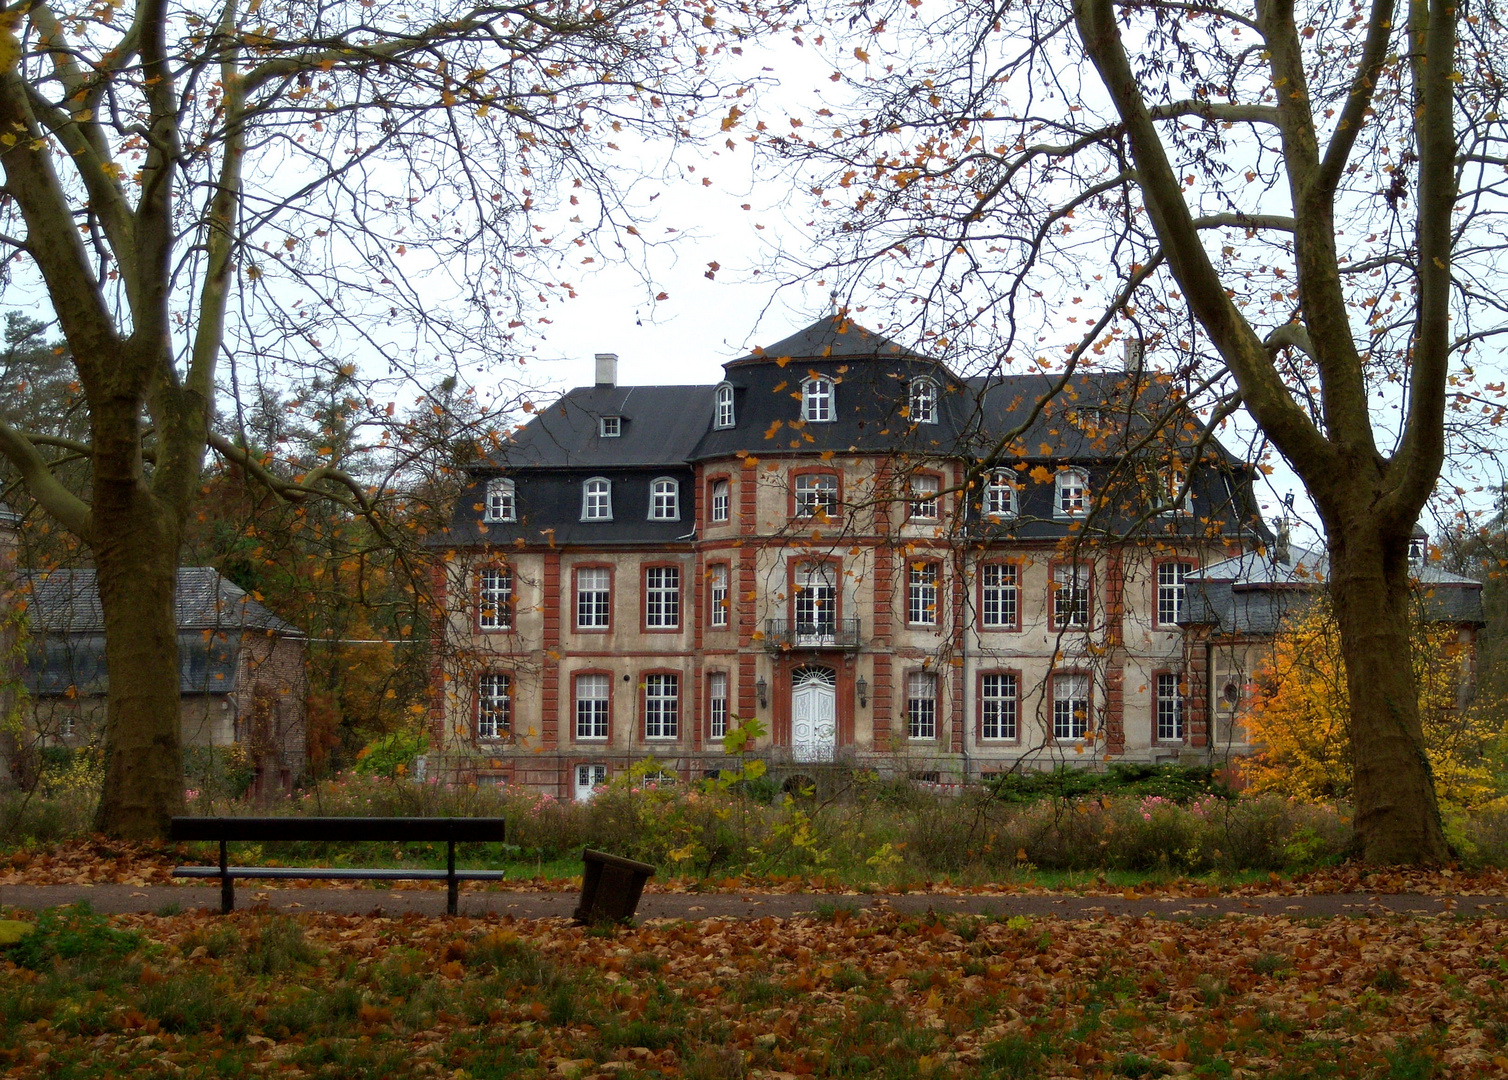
[791,666,837,763]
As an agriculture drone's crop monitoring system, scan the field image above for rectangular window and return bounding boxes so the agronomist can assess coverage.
[794,564,837,638]
[981,673,1017,740]
[980,563,1018,629]
[909,475,940,520]
[576,567,611,630]
[644,673,679,739]
[1156,672,1185,742]
[1053,673,1090,740]
[803,378,833,422]
[575,673,609,740]
[1052,563,1090,629]
[582,478,612,521]
[599,416,621,438]
[708,671,729,739]
[645,566,681,629]
[710,479,730,523]
[709,564,729,628]
[907,671,937,740]
[478,673,511,739]
[794,473,838,518]
[478,567,512,630]
[484,479,515,523]
[650,478,680,520]
[1157,561,1192,627]
[907,562,939,626]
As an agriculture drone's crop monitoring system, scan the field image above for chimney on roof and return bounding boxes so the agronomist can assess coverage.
[595,352,618,387]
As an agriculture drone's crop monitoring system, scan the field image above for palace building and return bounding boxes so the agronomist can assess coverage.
[428,316,1270,799]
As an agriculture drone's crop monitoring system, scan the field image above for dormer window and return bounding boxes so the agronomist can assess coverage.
[714,383,735,429]
[1158,463,1189,514]
[599,416,622,438]
[582,477,613,521]
[909,378,938,424]
[484,478,516,523]
[985,469,1018,518]
[649,477,680,521]
[1055,468,1089,518]
[802,376,834,422]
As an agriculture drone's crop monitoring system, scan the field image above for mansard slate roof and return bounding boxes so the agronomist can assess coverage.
[1180,544,1485,635]
[449,315,1266,546]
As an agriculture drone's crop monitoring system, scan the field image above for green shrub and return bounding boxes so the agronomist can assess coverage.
[351,728,429,778]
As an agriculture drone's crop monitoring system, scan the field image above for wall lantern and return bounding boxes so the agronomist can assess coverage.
[856,677,869,708]
[755,675,768,708]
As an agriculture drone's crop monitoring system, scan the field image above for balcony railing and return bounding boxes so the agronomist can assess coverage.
[763,618,861,650]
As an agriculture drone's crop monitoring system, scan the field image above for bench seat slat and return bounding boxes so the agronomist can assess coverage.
[169,816,506,843]
[173,867,514,882]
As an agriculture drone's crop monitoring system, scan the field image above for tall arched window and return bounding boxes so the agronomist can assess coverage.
[802,376,834,422]
[714,383,736,429]
[909,378,938,424]
[649,477,680,520]
[484,478,516,522]
[581,477,613,521]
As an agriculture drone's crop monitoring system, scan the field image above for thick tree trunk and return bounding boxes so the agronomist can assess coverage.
[1326,516,1451,865]
[89,384,187,838]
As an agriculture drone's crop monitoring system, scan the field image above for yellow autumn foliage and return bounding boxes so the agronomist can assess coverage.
[1245,600,1504,813]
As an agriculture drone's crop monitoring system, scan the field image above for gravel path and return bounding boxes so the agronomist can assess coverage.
[5,882,1507,921]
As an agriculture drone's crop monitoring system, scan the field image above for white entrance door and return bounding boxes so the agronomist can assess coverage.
[574,763,607,802]
[791,667,837,763]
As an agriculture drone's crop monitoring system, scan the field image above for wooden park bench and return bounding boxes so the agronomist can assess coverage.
[170,816,508,915]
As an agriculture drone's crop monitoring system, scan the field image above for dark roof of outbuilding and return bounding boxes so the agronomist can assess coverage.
[730,314,925,365]
[18,567,303,637]
[1180,545,1485,632]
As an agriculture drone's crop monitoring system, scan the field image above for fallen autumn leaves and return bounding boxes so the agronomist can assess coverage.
[3,901,1508,1079]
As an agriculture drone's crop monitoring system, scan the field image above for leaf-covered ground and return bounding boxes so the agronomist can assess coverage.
[3,902,1508,1079]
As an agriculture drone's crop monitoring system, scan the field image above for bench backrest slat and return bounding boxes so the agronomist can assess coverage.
[170,817,506,843]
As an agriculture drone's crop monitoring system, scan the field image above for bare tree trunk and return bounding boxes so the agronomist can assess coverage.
[89,389,187,838]
[1325,515,1451,864]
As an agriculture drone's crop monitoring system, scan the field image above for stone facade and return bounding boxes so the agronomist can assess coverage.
[431,317,1270,798]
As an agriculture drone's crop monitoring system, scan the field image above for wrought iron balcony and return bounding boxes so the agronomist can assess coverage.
[763,618,861,650]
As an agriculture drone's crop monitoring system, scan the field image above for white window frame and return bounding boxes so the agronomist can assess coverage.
[484,478,516,523]
[794,473,838,518]
[478,567,512,630]
[906,671,937,740]
[907,561,939,626]
[708,671,729,740]
[909,377,938,424]
[710,479,730,523]
[575,673,610,740]
[599,416,622,438]
[714,383,736,429]
[643,673,679,739]
[1052,562,1090,629]
[1156,672,1185,743]
[644,565,681,629]
[576,567,611,630]
[980,563,1018,629]
[1055,468,1089,519]
[1157,561,1193,627]
[794,563,838,636]
[802,376,835,422]
[1159,463,1189,513]
[709,564,729,628]
[478,673,511,740]
[985,469,1018,518]
[1053,673,1090,741]
[649,477,680,521]
[582,477,613,521]
[980,673,1018,741]
[909,474,940,521]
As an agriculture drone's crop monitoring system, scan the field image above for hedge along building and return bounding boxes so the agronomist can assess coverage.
[430,316,1270,799]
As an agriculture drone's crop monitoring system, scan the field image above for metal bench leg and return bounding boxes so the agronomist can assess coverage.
[447,839,457,916]
[220,840,234,914]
